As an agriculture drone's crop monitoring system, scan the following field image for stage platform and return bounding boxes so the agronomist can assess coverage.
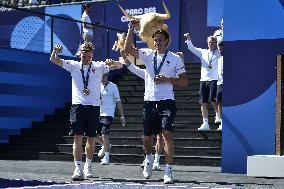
[0,160,284,188]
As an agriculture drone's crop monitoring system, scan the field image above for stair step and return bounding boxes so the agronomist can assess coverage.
[62,144,221,156]
[118,85,200,92]
[0,63,221,166]
[123,63,201,69]
[114,103,209,109]
[53,109,216,117]
[118,91,199,97]
[118,80,201,86]
[8,136,221,147]
[120,96,200,103]
[118,73,200,81]
[59,102,216,111]
[20,128,221,139]
[55,144,221,156]
[30,121,220,131]
[185,64,202,69]
[0,143,221,157]
[62,136,222,147]
[43,115,216,123]
[0,151,221,166]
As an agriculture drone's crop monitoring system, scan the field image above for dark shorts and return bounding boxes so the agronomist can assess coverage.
[97,116,113,135]
[199,80,217,103]
[69,104,100,137]
[143,100,177,136]
[217,84,222,103]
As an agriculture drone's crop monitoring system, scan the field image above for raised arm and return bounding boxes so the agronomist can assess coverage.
[105,59,123,70]
[50,45,63,67]
[119,51,146,80]
[124,19,139,59]
[124,60,145,80]
[184,33,202,58]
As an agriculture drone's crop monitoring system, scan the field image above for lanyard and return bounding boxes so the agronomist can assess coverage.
[153,50,168,76]
[207,49,216,65]
[102,81,109,93]
[80,63,92,89]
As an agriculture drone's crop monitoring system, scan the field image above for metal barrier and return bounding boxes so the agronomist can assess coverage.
[0,3,130,60]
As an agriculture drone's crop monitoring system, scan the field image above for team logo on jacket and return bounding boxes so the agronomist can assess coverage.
[92,68,95,73]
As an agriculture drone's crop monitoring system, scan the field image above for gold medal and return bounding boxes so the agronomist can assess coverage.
[83,88,90,96]
[208,64,212,69]
[154,75,161,84]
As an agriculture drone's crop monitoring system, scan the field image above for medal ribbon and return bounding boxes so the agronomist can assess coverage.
[153,50,168,76]
[80,63,92,90]
[207,49,216,66]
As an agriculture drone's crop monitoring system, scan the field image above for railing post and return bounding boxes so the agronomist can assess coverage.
[107,29,110,59]
[133,33,136,65]
[276,55,284,155]
[50,16,54,53]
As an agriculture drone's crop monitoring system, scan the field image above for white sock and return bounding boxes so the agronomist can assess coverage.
[74,161,82,170]
[146,154,153,162]
[86,158,92,167]
[104,152,110,159]
[203,118,208,124]
[165,164,173,172]
[216,112,220,119]
[154,154,160,163]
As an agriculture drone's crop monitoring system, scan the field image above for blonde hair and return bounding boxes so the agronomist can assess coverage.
[207,36,217,42]
[80,42,94,52]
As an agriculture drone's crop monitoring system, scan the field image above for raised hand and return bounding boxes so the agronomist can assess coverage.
[184,33,190,40]
[105,59,115,66]
[128,19,139,28]
[176,52,184,59]
[105,59,123,70]
[50,45,63,66]
[176,51,184,63]
[54,45,63,53]
[120,50,128,61]
[119,50,132,67]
